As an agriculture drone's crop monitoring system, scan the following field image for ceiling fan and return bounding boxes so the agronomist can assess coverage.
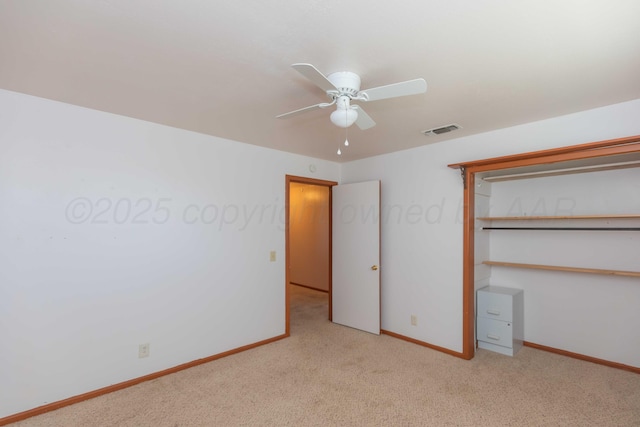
[277,63,427,130]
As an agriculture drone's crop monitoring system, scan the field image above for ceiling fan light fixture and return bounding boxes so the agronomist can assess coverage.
[330,107,358,128]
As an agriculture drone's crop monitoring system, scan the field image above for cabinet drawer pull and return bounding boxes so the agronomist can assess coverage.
[486,334,501,341]
[486,309,501,316]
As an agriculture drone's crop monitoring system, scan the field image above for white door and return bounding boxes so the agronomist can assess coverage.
[332,180,380,334]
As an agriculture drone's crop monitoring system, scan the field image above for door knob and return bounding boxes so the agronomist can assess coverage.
[371,265,379,271]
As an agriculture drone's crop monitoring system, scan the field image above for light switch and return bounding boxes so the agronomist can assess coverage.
[270,250,276,262]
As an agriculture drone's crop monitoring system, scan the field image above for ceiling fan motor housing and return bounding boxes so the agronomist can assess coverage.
[327,71,361,98]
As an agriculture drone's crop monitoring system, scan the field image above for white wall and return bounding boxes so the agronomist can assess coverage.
[340,98,640,354]
[0,89,340,418]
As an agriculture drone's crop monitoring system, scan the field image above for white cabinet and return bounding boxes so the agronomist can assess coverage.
[476,285,523,356]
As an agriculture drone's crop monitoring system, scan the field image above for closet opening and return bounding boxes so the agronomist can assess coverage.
[448,134,640,372]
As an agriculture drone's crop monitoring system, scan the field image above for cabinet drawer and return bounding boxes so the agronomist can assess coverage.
[477,291,513,322]
[477,317,513,349]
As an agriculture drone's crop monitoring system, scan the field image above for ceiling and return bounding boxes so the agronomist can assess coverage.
[1,1,639,162]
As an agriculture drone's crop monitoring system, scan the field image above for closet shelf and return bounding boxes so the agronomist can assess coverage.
[482,261,640,278]
[477,214,640,221]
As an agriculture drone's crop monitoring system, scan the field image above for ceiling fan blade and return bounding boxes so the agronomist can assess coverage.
[352,105,376,130]
[292,63,337,92]
[276,103,329,119]
[360,78,427,102]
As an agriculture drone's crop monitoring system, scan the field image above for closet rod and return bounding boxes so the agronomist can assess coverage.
[482,227,640,231]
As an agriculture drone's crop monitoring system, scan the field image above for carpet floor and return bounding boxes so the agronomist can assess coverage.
[10,284,640,426]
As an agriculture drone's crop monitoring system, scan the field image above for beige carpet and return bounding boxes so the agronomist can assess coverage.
[11,284,640,426]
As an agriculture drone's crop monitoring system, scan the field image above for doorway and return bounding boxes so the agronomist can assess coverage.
[285,175,337,336]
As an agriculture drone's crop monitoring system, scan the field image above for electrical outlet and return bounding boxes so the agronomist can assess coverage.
[270,250,276,262]
[410,315,417,326]
[138,343,150,358]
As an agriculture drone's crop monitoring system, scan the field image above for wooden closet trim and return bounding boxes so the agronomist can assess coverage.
[448,134,640,361]
[448,134,640,171]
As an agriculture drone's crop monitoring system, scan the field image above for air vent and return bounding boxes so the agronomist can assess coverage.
[422,124,462,136]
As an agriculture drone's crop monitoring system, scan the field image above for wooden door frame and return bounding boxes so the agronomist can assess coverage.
[448,134,640,360]
[285,175,338,336]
